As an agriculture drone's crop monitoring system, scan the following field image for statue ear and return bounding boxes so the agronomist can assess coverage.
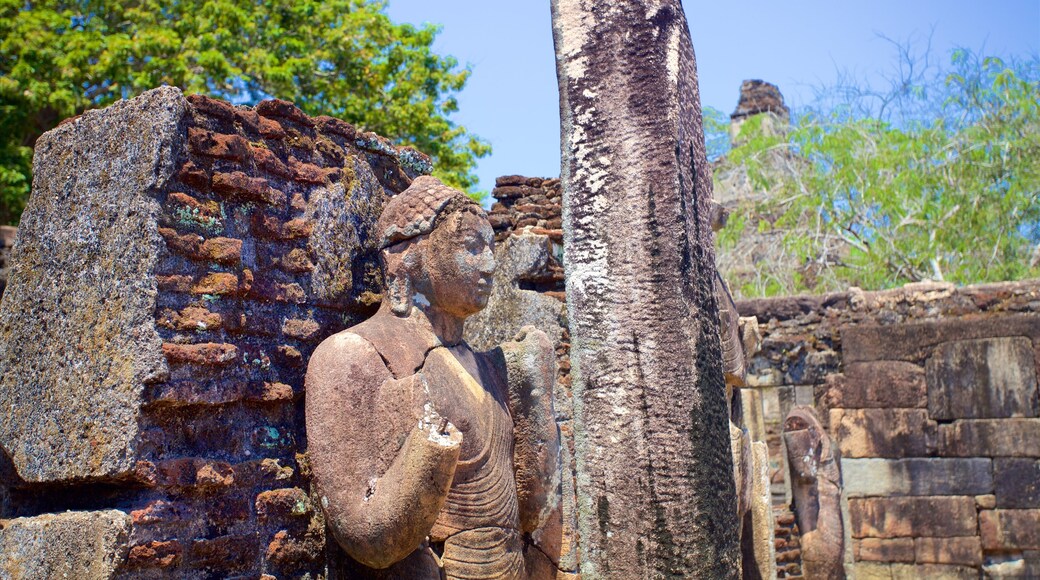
[382,240,424,316]
[387,272,413,316]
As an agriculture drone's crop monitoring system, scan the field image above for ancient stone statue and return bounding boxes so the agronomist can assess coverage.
[783,406,846,579]
[305,176,560,579]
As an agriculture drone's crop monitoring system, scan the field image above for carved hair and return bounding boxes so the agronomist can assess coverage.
[375,176,485,315]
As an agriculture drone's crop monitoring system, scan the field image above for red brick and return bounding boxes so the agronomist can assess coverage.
[234,458,295,488]
[288,156,328,184]
[199,237,242,264]
[283,218,314,238]
[168,191,220,217]
[914,536,982,566]
[252,145,291,178]
[830,408,937,458]
[260,382,294,401]
[157,274,193,292]
[775,548,801,563]
[849,497,977,539]
[250,281,305,304]
[148,379,259,407]
[235,108,262,134]
[176,160,211,190]
[188,127,249,161]
[854,538,915,563]
[240,268,254,294]
[256,487,312,522]
[275,345,304,368]
[980,509,1040,550]
[251,214,314,240]
[157,458,235,490]
[190,535,258,569]
[259,116,286,140]
[191,272,238,295]
[212,171,286,205]
[278,248,314,273]
[282,318,321,341]
[133,460,158,486]
[290,193,307,212]
[315,115,357,139]
[187,93,236,121]
[162,342,238,365]
[266,529,323,567]
[196,462,235,488]
[159,227,202,256]
[158,306,222,332]
[127,540,183,569]
[131,500,192,526]
[257,99,315,127]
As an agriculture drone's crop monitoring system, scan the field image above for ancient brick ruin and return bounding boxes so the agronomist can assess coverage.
[0,87,428,578]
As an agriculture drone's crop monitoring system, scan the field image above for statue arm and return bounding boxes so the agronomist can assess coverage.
[306,332,461,569]
[501,326,561,534]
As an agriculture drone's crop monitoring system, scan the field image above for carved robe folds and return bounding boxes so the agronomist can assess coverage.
[307,311,559,579]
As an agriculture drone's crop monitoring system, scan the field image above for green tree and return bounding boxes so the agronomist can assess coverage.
[717,48,1040,297]
[0,0,490,224]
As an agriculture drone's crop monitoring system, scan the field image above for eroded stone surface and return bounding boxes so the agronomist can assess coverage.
[926,337,1038,420]
[0,87,183,482]
[552,1,739,576]
[842,458,993,497]
[0,510,131,579]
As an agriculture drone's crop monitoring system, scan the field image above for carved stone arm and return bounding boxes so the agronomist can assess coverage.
[306,332,462,569]
[500,326,561,534]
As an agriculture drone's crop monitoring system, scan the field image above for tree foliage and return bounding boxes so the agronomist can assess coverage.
[0,0,489,224]
[716,48,1040,297]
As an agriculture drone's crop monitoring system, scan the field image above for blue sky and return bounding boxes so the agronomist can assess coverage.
[385,1,1039,194]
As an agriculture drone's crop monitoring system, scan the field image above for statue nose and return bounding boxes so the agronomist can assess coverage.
[479,249,496,274]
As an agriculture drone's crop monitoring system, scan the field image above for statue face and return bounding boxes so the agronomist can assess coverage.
[419,210,496,318]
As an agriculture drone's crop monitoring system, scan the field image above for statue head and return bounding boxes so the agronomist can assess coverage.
[375,176,495,318]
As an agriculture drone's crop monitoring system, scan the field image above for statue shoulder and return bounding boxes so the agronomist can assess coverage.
[349,312,440,378]
[306,329,391,393]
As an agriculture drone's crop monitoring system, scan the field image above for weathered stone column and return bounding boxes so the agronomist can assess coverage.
[551,1,741,577]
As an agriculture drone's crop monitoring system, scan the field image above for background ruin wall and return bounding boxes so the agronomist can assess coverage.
[483,176,1040,579]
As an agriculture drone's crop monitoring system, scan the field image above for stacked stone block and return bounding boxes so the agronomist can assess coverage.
[740,281,1040,577]
[0,87,428,578]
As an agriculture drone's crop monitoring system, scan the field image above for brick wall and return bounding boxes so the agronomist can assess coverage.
[0,88,428,578]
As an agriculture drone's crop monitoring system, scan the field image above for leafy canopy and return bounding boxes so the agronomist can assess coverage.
[714,48,1040,297]
[0,0,490,224]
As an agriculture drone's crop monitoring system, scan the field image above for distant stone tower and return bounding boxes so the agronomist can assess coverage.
[729,79,790,146]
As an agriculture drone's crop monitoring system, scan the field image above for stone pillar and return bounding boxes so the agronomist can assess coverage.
[552,1,741,577]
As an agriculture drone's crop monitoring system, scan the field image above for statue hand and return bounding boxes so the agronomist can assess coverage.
[417,402,463,449]
[506,326,555,400]
[501,326,560,533]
